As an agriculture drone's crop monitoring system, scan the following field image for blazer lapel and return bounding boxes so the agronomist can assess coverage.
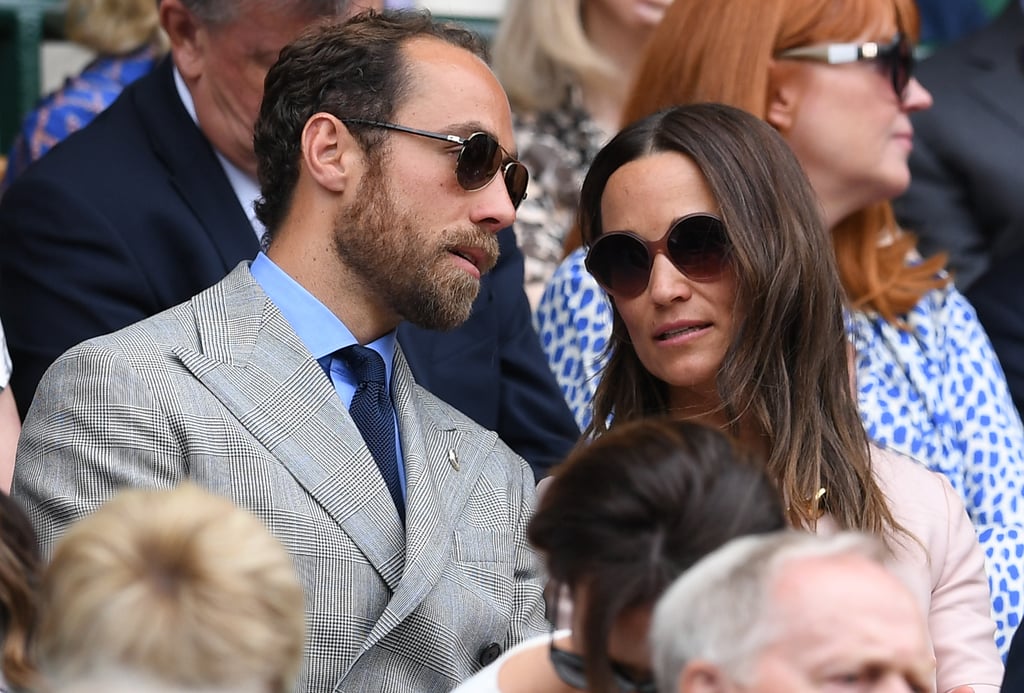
[174,265,406,589]
[357,348,498,653]
[175,269,502,657]
[134,58,260,269]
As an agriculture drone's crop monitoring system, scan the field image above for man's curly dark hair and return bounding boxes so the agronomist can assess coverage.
[253,10,487,239]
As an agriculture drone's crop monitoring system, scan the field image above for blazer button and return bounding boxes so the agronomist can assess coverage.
[478,642,502,667]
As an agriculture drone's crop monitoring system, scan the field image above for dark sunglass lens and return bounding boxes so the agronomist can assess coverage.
[504,162,529,209]
[549,645,590,689]
[456,133,502,190]
[883,35,914,98]
[587,234,652,297]
[667,216,729,280]
[897,36,914,95]
[610,667,657,693]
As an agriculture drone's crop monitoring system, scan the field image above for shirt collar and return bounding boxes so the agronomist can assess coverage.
[249,252,397,382]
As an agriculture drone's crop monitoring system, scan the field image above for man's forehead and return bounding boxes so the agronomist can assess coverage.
[768,555,925,640]
[396,37,511,130]
[206,3,319,43]
[205,0,374,50]
[400,36,490,77]
[223,0,375,18]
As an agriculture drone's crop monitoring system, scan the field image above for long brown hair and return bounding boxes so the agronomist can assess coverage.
[584,0,947,323]
[581,103,897,538]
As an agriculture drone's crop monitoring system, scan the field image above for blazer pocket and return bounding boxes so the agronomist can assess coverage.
[450,528,517,628]
[452,527,515,565]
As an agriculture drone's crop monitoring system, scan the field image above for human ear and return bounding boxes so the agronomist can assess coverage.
[160,0,205,81]
[300,114,360,193]
[765,59,801,133]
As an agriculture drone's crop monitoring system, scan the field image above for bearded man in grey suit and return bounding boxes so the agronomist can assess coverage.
[13,11,546,692]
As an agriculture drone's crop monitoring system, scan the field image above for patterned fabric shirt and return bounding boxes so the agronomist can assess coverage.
[536,247,1024,657]
[1,44,162,192]
[512,88,609,307]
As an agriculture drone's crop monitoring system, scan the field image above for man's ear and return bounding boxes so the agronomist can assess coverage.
[677,661,738,693]
[301,114,361,193]
[161,0,205,81]
[765,59,801,133]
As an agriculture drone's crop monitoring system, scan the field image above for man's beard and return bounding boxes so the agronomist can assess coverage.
[332,170,499,331]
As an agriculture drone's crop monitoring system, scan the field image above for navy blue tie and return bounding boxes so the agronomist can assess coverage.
[338,345,405,523]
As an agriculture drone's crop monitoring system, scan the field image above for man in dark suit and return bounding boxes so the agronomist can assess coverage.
[893,1,1024,291]
[967,245,1024,419]
[14,12,547,690]
[0,0,578,478]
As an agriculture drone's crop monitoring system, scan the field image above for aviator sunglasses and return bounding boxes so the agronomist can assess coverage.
[585,213,731,298]
[776,33,915,100]
[343,119,529,208]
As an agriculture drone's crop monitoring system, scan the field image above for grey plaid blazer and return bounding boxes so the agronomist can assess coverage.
[13,264,547,692]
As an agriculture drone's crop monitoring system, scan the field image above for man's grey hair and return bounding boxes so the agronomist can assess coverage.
[649,530,888,693]
[178,0,355,27]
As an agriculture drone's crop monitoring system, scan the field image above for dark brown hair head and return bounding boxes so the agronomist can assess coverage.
[253,10,487,238]
[531,417,786,693]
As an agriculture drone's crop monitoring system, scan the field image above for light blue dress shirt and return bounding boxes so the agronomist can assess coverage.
[250,252,406,498]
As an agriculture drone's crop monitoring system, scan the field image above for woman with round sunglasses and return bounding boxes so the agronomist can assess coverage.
[535,0,1024,656]
[452,417,787,693]
[574,101,1001,693]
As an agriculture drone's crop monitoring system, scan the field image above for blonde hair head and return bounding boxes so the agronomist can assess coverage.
[65,0,167,55]
[36,484,305,693]
[491,0,618,113]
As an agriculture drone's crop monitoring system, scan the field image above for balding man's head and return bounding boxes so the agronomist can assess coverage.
[158,0,381,176]
[651,531,934,693]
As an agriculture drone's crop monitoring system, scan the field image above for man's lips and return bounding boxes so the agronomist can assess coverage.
[449,245,496,277]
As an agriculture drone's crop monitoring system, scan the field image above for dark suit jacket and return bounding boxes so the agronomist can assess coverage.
[0,57,578,477]
[893,2,1024,290]
[967,244,1024,419]
[1006,619,1024,692]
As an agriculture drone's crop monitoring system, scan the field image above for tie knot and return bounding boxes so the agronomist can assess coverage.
[339,344,386,386]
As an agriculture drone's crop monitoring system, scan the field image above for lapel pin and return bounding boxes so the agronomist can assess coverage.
[448,448,460,471]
